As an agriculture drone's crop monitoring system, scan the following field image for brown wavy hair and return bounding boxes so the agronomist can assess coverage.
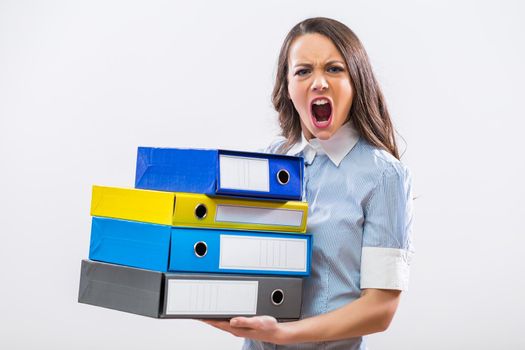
[272,17,399,159]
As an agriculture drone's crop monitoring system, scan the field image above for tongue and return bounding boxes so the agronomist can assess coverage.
[312,104,331,121]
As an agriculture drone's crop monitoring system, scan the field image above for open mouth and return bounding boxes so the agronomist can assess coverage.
[310,98,333,128]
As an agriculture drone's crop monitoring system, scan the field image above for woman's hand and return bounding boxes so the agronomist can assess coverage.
[202,316,294,345]
[201,289,400,344]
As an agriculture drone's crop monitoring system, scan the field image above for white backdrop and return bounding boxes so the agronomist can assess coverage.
[1,1,524,349]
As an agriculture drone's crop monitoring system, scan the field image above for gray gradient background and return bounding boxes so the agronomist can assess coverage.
[1,1,523,349]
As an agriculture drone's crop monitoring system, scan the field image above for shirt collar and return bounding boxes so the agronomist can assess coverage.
[286,122,360,166]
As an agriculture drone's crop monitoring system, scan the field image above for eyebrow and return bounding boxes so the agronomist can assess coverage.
[292,60,346,69]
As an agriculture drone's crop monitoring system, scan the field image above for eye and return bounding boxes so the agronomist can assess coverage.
[327,66,344,73]
[295,68,310,76]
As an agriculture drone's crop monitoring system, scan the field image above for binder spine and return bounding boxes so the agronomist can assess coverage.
[169,228,312,276]
[161,273,303,320]
[173,192,308,233]
[217,150,303,200]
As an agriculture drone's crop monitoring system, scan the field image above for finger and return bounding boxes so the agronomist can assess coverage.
[230,316,264,329]
[203,320,254,339]
[228,327,272,340]
[232,315,278,330]
[203,320,232,331]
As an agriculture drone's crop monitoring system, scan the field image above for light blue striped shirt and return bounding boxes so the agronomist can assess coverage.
[243,122,414,350]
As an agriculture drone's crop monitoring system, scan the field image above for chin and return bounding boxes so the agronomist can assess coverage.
[312,129,335,141]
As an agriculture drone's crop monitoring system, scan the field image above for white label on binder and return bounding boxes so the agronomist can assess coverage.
[216,205,303,227]
[219,235,307,272]
[219,155,270,192]
[166,280,258,315]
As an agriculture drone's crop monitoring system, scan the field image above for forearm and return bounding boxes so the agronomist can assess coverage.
[280,289,401,344]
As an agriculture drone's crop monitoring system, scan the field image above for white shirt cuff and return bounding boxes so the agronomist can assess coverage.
[360,247,412,291]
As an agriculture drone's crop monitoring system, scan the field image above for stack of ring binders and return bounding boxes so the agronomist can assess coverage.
[78,147,312,320]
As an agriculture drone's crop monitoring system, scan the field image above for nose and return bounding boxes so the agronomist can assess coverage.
[311,74,328,92]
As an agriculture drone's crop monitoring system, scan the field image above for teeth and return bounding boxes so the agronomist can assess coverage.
[313,99,329,105]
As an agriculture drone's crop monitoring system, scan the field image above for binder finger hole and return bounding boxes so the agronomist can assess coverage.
[277,169,290,185]
[195,204,207,219]
[194,241,208,258]
[271,289,284,306]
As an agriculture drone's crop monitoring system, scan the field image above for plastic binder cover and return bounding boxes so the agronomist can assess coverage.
[90,185,308,233]
[78,259,163,318]
[89,217,312,276]
[78,260,303,320]
[135,147,304,200]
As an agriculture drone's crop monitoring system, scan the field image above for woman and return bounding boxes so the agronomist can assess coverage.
[205,17,414,350]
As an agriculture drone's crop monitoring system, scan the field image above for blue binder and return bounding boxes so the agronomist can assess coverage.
[89,217,312,276]
[135,147,304,200]
[89,216,171,272]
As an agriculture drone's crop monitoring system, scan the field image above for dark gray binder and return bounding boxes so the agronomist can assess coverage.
[78,260,303,320]
[78,259,163,317]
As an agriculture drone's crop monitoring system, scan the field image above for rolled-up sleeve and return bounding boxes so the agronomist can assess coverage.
[360,163,414,291]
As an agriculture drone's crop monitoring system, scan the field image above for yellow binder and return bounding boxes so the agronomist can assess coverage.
[91,185,308,233]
